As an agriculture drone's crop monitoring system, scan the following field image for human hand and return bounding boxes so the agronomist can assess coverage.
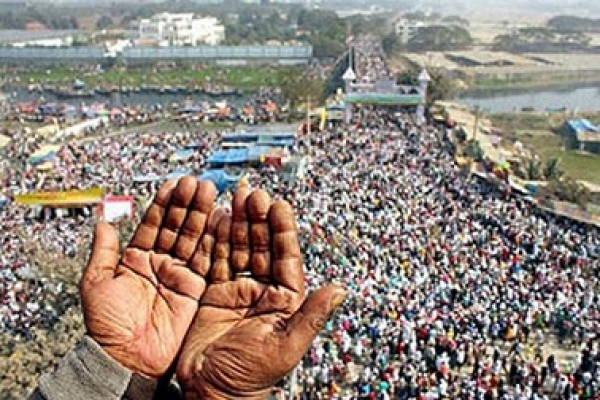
[177,185,346,399]
[80,177,226,379]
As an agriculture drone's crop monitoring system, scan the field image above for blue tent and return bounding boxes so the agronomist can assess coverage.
[207,148,249,165]
[164,169,193,181]
[247,145,271,161]
[199,169,245,193]
[257,136,294,147]
[170,149,195,162]
[73,79,86,89]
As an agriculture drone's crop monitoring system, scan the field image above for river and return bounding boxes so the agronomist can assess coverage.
[2,88,252,108]
[5,84,600,114]
[457,84,600,113]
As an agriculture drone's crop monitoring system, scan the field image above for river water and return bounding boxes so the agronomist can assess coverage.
[3,88,252,108]
[457,84,600,113]
[6,84,600,114]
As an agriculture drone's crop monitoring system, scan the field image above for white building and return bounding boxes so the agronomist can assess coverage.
[139,13,225,46]
[394,19,426,44]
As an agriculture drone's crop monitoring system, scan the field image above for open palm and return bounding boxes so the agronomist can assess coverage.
[80,177,225,379]
[177,187,346,399]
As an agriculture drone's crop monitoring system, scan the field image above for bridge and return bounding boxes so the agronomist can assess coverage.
[327,35,431,122]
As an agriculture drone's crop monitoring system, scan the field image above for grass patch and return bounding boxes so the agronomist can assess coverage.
[14,66,289,89]
[508,130,600,186]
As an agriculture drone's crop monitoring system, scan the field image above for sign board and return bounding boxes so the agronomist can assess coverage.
[98,195,135,222]
[15,187,104,206]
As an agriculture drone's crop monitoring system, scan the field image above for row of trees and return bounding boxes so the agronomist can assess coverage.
[547,15,600,33]
[492,27,593,53]
[0,9,78,30]
[383,24,473,54]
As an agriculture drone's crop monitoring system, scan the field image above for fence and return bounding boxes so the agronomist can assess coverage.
[122,45,312,60]
[0,45,313,63]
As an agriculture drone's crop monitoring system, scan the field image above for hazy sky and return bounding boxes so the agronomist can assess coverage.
[415,0,600,20]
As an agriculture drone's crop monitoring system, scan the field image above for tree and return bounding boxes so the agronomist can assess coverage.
[278,68,324,118]
[543,157,563,180]
[464,139,484,162]
[395,66,455,105]
[96,15,114,30]
[546,177,592,207]
[309,35,345,59]
[382,32,402,55]
[407,25,473,52]
[547,15,600,33]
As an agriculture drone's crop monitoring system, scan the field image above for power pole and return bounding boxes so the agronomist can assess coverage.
[472,105,480,142]
[306,96,311,136]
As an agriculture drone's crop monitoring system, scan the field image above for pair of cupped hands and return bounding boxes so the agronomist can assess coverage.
[81,176,346,399]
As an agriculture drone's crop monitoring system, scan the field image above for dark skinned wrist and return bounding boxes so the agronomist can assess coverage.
[182,376,268,400]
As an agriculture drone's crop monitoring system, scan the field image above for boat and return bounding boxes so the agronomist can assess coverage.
[205,86,243,97]
[53,88,95,99]
[95,87,112,96]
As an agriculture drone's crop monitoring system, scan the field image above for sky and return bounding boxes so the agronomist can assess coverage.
[415,0,600,19]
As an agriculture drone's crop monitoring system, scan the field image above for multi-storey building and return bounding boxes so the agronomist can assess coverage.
[139,13,225,46]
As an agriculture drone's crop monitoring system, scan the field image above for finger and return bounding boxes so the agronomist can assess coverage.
[269,200,304,295]
[172,180,218,261]
[210,214,232,283]
[282,285,346,353]
[189,207,227,277]
[81,222,120,293]
[247,189,272,281]
[129,179,177,250]
[155,256,207,301]
[156,176,198,254]
[230,184,252,272]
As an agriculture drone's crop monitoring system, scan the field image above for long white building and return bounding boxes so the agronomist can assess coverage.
[139,13,225,46]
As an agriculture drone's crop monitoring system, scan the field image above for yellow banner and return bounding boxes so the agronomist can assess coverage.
[319,107,327,131]
[15,187,105,206]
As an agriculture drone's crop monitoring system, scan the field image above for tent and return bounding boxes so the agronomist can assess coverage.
[247,146,272,162]
[36,161,54,171]
[257,135,294,147]
[169,149,195,162]
[164,169,193,181]
[207,148,249,165]
[29,145,61,165]
[199,169,245,193]
[14,187,104,207]
[184,142,203,150]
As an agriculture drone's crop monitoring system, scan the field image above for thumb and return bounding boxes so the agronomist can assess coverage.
[81,222,120,292]
[283,285,347,354]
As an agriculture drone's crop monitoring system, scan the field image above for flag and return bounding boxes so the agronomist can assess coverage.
[319,107,327,131]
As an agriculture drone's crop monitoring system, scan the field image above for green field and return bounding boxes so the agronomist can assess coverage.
[488,112,600,186]
[507,129,600,186]
[11,66,288,89]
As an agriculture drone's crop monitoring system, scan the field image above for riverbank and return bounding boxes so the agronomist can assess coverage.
[2,65,292,94]
[460,76,600,97]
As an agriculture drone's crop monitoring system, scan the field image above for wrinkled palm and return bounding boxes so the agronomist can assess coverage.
[81,177,223,379]
[177,187,346,399]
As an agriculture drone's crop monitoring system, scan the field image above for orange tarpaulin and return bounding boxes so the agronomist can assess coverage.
[217,107,231,116]
[262,102,277,113]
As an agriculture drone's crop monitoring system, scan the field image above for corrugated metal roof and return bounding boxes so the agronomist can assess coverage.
[567,118,599,134]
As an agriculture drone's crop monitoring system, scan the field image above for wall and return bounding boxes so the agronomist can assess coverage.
[0,45,313,64]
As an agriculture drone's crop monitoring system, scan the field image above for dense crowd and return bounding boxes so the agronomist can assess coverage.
[0,128,219,337]
[2,36,600,399]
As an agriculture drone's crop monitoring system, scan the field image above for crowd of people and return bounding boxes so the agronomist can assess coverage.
[1,35,600,399]
[0,127,220,337]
